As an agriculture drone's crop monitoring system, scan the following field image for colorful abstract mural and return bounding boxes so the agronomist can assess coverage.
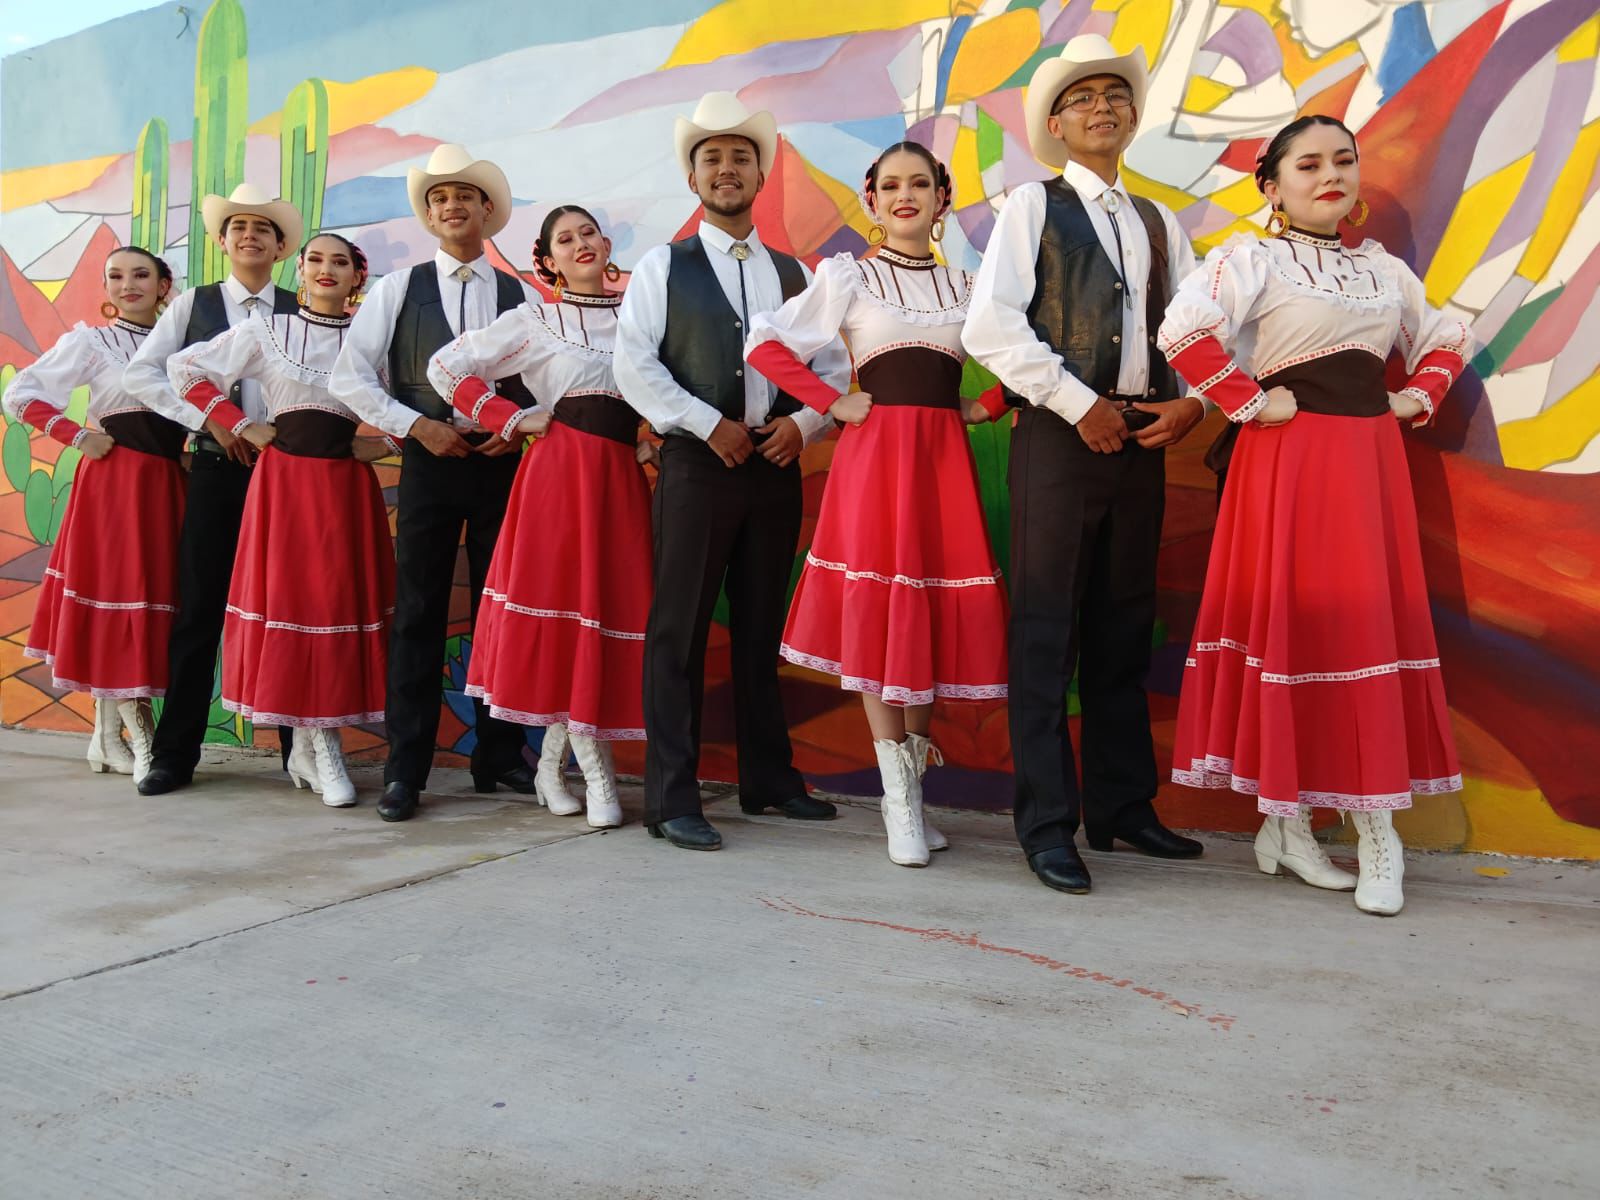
[3,0,1597,857]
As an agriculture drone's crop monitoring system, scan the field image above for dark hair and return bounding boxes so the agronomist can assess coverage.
[531,205,601,285]
[863,141,952,216]
[690,134,762,170]
[1254,115,1358,194]
[425,181,490,206]
[221,212,287,243]
[105,245,173,285]
[300,231,369,278]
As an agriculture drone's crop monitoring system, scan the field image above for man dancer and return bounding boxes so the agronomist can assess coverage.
[125,184,302,795]
[330,145,539,822]
[615,92,851,850]
[963,36,1207,894]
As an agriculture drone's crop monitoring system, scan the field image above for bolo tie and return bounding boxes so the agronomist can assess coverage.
[1100,190,1133,309]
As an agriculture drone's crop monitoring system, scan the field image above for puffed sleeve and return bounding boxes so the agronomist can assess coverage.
[428,304,552,441]
[1389,255,1477,427]
[1156,237,1273,423]
[165,319,268,435]
[743,254,859,413]
[2,326,96,447]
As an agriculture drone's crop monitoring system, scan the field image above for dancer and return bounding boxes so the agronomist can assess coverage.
[1157,115,1473,915]
[330,145,540,822]
[167,234,395,807]
[428,205,654,829]
[615,92,851,850]
[7,247,184,783]
[124,184,302,795]
[746,143,1008,867]
[963,36,1205,894]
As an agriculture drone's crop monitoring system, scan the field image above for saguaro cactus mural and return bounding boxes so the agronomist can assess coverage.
[129,118,169,258]
[187,0,248,287]
[274,78,330,290]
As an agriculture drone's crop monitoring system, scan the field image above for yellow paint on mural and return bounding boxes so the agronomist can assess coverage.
[1497,372,1600,471]
[805,159,872,237]
[945,10,1040,106]
[1099,0,1171,72]
[1,155,120,214]
[1556,12,1599,62]
[1519,118,1600,282]
[949,125,982,214]
[1424,152,1534,306]
[1123,166,1200,215]
[1182,76,1235,114]
[1461,777,1600,859]
[1270,11,1360,89]
[666,0,951,68]
[32,281,67,302]
[248,67,437,137]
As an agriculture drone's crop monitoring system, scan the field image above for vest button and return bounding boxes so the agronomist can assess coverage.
[1111,334,1121,344]
[1113,281,1123,290]
[734,320,742,328]
[735,369,744,377]
[1148,388,1157,396]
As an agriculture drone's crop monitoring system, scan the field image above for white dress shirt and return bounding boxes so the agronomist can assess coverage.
[124,273,280,431]
[963,160,1197,424]
[614,222,848,444]
[329,249,539,440]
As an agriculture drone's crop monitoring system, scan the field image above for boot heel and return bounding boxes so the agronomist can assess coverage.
[1254,850,1284,876]
[647,824,664,839]
[472,774,497,794]
[88,760,111,774]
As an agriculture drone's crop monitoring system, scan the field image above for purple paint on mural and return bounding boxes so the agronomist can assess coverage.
[1482,62,1590,261]
[1200,10,1283,87]
[741,28,919,124]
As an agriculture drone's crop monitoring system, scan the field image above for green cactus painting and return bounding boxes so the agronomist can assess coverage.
[187,0,248,287]
[129,118,169,257]
[273,78,330,290]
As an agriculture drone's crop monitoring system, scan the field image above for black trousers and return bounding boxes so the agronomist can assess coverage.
[642,435,806,823]
[384,441,525,788]
[150,449,293,772]
[1007,405,1165,855]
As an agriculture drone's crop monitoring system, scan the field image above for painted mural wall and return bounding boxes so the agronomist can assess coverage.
[2,0,1597,858]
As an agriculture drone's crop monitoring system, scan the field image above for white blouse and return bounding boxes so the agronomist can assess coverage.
[1157,230,1474,423]
[427,295,624,419]
[3,320,155,438]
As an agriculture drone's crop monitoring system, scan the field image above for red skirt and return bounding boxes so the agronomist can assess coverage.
[1170,412,1461,814]
[466,422,652,739]
[782,404,1008,706]
[24,447,185,698]
[222,448,393,727]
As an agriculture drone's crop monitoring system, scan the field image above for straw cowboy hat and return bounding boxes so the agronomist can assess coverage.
[1025,34,1150,169]
[200,184,303,260]
[407,144,514,239]
[674,91,778,177]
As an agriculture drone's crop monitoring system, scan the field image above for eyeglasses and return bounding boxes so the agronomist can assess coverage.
[1053,86,1135,115]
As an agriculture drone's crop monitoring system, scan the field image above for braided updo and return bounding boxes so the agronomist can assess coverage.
[300,231,368,276]
[1253,115,1358,194]
[863,141,953,218]
[531,204,600,285]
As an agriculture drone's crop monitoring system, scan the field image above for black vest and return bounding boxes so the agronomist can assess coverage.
[1008,178,1179,406]
[659,235,806,426]
[386,264,535,420]
[182,282,298,446]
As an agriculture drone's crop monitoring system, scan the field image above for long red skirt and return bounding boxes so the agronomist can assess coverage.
[465,423,652,739]
[781,405,1008,706]
[1170,412,1462,815]
[24,447,185,698]
[222,448,393,728]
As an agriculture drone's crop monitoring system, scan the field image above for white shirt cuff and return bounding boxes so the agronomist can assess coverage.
[1040,375,1099,425]
[682,403,723,442]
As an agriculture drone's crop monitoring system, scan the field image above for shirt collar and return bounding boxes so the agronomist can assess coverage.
[223,274,277,307]
[1061,160,1129,207]
[435,249,491,282]
[698,221,764,258]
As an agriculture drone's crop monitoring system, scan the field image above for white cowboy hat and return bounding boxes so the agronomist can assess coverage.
[673,91,778,177]
[1024,35,1149,170]
[200,184,303,261]
[407,144,514,239]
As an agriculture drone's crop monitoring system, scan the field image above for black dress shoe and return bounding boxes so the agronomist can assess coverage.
[1086,822,1204,858]
[739,795,838,820]
[136,766,191,796]
[1028,846,1092,894]
[646,815,723,850]
[378,782,420,822]
[471,763,537,794]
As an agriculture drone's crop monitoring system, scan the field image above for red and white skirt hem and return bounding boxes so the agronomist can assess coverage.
[221,700,385,730]
[780,645,1008,707]
[1172,751,1464,817]
[20,646,165,700]
[464,684,645,741]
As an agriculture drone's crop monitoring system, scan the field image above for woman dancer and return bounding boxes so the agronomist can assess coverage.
[1157,116,1473,914]
[745,143,1008,867]
[7,247,184,783]
[167,234,395,807]
[427,205,653,829]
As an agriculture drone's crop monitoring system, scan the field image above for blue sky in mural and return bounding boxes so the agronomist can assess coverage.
[0,0,165,54]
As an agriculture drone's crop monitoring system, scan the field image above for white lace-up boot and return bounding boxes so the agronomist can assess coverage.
[1352,810,1405,915]
[534,723,582,816]
[88,698,136,775]
[873,737,929,867]
[569,733,623,829]
[1254,805,1356,890]
[310,727,356,807]
[115,698,156,787]
[286,733,321,794]
[903,732,949,851]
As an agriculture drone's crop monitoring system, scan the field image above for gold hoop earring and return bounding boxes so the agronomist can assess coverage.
[930,218,946,243]
[296,285,308,307]
[553,273,565,302]
[347,289,364,310]
[867,224,887,247]
[1346,198,1369,227]
[100,301,119,320]
[1264,208,1288,238]
[604,261,622,283]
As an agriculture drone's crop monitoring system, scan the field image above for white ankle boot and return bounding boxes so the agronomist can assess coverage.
[115,699,156,786]
[903,732,948,852]
[534,723,582,816]
[570,733,623,829]
[310,727,356,808]
[873,737,929,867]
[286,733,321,794]
[1352,810,1405,915]
[88,698,136,775]
[1254,805,1356,891]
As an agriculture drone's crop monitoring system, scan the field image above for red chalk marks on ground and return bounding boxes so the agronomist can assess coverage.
[758,896,1236,1031]
[1291,1093,1341,1114]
